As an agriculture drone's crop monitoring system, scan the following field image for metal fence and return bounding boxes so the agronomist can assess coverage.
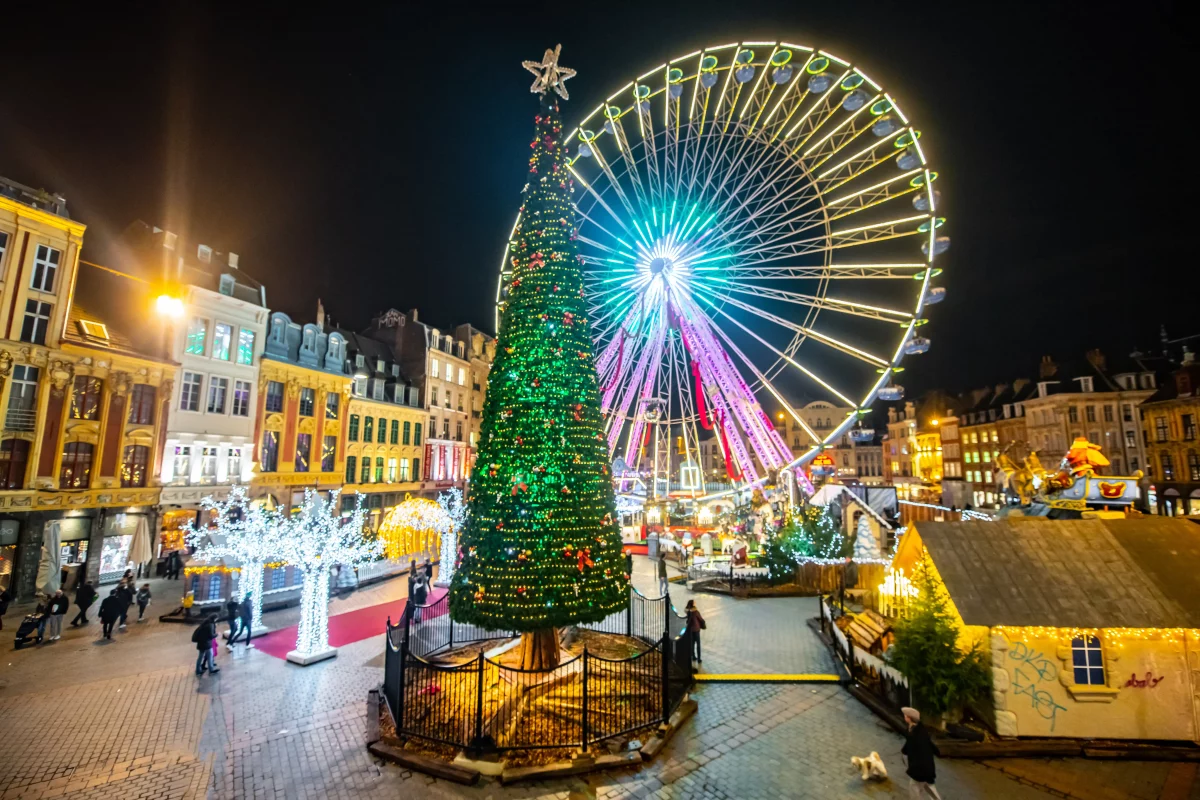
[819,595,911,711]
[383,587,693,752]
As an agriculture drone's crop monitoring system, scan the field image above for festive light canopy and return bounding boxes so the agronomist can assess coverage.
[449,54,628,633]
[377,495,451,562]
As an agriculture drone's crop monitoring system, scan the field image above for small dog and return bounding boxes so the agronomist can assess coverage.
[850,752,888,781]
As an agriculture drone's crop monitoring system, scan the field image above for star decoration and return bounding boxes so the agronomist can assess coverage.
[523,44,576,100]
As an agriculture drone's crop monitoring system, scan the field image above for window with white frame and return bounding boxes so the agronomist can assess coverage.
[199,447,218,483]
[1071,636,1105,685]
[30,245,62,292]
[207,376,229,414]
[0,231,8,266]
[180,372,203,411]
[431,357,440,378]
[172,445,191,481]
[212,323,233,361]
[185,317,207,355]
[232,380,252,416]
[228,447,243,481]
[20,300,52,345]
[458,367,465,385]
[237,329,256,365]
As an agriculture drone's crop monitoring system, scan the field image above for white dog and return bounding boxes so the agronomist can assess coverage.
[850,752,888,781]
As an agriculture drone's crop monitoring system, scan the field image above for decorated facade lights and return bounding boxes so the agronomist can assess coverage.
[186,485,286,635]
[277,489,380,666]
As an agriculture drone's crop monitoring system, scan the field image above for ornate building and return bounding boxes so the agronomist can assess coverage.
[2,177,174,598]
[1140,354,1200,515]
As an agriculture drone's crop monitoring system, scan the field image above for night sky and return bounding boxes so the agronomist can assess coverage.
[0,1,1192,396]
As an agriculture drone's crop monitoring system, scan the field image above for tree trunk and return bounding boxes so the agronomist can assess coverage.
[518,627,560,670]
[244,561,265,631]
[295,566,330,656]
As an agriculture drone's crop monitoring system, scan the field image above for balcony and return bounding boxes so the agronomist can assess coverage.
[4,408,37,432]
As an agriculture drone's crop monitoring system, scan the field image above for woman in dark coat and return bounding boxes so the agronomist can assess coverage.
[71,581,97,627]
[98,590,122,640]
[685,599,705,664]
[901,707,942,798]
[192,614,220,675]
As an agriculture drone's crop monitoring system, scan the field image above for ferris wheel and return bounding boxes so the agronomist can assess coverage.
[496,40,947,493]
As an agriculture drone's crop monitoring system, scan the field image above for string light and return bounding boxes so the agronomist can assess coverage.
[186,485,287,633]
[448,86,628,631]
[994,625,1196,649]
[377,495,451,562]
[276,489,381,663]
[437,488,466,586]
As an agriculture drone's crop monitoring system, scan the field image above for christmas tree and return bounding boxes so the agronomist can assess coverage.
[449,45,628,669]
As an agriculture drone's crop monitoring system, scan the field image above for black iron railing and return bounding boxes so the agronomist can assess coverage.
[382,586,692,752]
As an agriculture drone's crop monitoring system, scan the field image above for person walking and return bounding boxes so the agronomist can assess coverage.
[901,707,943,799]
[136,584,152,622]
[229,593,254,648]
[47,589,68,640]
[166,550,182,580]
[98,589,122,640]
[424,559,434,585]
[0,589,12,632]
[192,614,220,675]
[407,559,417,598]
[411,571,428,623]
[685,599,705,664]
[115,579,134,630]
[657,555,669,597]
[34,595,51,642]
[223,597,241,648]
[71,581,97,627]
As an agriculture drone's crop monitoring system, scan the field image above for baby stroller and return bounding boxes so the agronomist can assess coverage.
[14,612,46,649]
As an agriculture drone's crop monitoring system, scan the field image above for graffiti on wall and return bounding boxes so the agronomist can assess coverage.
[1008,642,1066,731]
[1124,672,1164,689]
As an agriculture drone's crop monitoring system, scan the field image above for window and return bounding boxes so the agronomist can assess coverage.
[6,365,39,431]
[0,439,31,490]
[444,392,451,409]
[0,231,7,266]
[456,421,463,442]
[260,431,279,472]
[1125,429,1136,449]
[325,391,339,420]
[265,381,284,413]
[1190,451,1200,482]
[377,419,387,444]
[457,393,463,411]
[60,442,94,489]
[212,323,233,360]
[228,447,243,481]
[458,367,465,386]
[431,358,440,378]
[390,419,399,444]
[1123,404,1134,423]
[360,458,371,483]
[21,300,53,345]
[442,419,450,439]
[403,421,411,445]
[1085,405,1096,423]
[1162,453,1175,481]
[199,447,218,483]
[1184,414,1197,441]
[1156,417,1170,443]
[185,317,208,355]
[387,458,398,482]
[232,380,252,417]
[295,433,312,472]
[1068,406,1079,423]
[375,457,384,483]
[206,573,224,601]
[299,387,315,417]
[353,376,367,396]
[363,417,374,442]
[1103,405,1114,423]
[127,384,155,425]
[172,445,192,481]
[206,376,229,414]
[413,458,421,480]
[271,567,287,590]
[346,456,358,484]
[372,380,384,401]
[70,376,102,420]
[398,458,410,482]
[120,444,150,487]
[237,329,256,365]
[321,435,337,472]
[30,244,61,292]
[349,415,360,442]
[431,387,439,407]
[414,423,422,446]
[1071,636,1105,685]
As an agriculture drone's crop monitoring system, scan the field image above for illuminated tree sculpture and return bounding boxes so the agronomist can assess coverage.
[186,485,285,635]
[436,487,466,587]
[449,45,627,670]
[277,489,381,665]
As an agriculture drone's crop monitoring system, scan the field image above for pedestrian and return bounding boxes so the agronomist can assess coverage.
[407,559,417,598]
[0,589,11,632]
[136,584,152,622]
[71,580,97,627]
[181,590,195,620]
[411,571,428,623]
[901,707,943,799]
[98,589,121,640]
[35,594,51,641]
[192,614,220,675]
[47,589,68,640]
[685,599,705,664]
[115,579,134,630]
[424,559,434,585]
[228,593,254,649]
[657,555,669,597]
[166,550,182,580]
[223,596,241,647]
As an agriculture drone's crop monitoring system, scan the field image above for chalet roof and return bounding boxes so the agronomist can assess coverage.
[906,517,1200,629]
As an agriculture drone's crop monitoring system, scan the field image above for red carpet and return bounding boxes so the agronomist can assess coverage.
[252,588,449,661]
[622,544,648,556]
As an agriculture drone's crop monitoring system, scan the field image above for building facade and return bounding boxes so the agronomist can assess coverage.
[252,311,350,512]
[2,177,174,598]
[454,323,496,472]
[1140,356,1200,516]
[780,400,859,481]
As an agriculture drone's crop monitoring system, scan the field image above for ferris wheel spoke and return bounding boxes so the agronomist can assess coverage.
[695,263,925,280]
[577,143,648,242]
[802,95,880,169]
[824,169,923,219]
[783,69,851,145]
[692,277,911,325]
[813,126,907,193]
[607,115,653,216]
[569,165,647,247]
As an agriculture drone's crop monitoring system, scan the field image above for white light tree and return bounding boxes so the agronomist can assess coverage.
[276,489,381,665]
[435,487,466,587]
[853,513,883,562]
[186,486,286,636]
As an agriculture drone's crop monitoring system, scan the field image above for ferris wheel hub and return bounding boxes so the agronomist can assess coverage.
[649,256,671,275]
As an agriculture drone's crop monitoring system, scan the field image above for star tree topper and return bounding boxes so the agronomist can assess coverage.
[523,44,575,100]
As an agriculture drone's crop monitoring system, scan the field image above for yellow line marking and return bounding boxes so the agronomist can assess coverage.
[694,674,842,682]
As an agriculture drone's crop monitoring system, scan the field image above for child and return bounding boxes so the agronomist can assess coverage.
[136,584,152,622]
[182,590,195,620]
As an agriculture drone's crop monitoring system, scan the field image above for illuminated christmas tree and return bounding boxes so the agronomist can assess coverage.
[449,45,627,669]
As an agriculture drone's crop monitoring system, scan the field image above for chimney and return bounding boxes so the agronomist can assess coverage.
[1184,346,1195,365]
[227,252,239,269]
[162,231,178,251]
[409,308,419,323]
[316,299,326,331]
[1085,349,1106,371]
[1039,355,1057,379]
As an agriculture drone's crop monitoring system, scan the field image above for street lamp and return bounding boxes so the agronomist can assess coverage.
[155,294,184,318]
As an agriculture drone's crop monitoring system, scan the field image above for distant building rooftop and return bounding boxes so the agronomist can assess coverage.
[0,175,71,218]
